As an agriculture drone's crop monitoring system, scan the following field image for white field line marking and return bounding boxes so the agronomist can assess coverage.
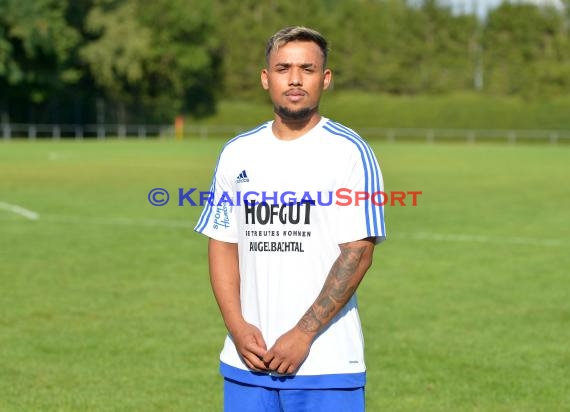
[41,214,196,229]
[0,201,39,221]
[48,152,67,161]
[391,231,562,247]
[0,212,563,247]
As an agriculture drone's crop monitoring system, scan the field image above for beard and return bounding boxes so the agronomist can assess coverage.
[274,105,316,121]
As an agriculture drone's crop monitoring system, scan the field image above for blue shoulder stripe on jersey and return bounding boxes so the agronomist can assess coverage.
[328,121,386,237]
[332,121,385,237]
[328,120,385,237]
[322,121,385,238]
[322,123,372,234]
[194,123,268,233]
[220,362,366,389]
[324,122,378,236]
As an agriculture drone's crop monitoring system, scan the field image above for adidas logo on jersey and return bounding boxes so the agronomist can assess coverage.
[235,170,250,183]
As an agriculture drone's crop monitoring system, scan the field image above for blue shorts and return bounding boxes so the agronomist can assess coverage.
[224,378,365,412]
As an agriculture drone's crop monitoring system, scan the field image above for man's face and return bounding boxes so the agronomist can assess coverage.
[261,41,332,121]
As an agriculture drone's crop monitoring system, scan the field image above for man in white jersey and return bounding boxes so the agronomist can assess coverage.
[194,26,386,412]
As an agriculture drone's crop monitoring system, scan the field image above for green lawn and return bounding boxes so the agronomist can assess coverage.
[0,139,568,411]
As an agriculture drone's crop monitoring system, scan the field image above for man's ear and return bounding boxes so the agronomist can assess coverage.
[323,69,332,90]
[261,69,269,90]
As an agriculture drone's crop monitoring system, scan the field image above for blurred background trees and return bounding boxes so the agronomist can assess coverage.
[1,0,569,124]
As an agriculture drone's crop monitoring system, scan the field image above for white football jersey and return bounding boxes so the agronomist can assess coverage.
[195,117,386,389]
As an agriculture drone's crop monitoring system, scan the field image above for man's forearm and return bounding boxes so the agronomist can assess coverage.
[208,239,268,371]
[208,238,244,334]
[297,238,375,338]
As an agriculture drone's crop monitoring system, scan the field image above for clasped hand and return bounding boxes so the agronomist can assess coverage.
[232,322,313,375]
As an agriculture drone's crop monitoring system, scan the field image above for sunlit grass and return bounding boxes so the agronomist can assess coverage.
[0,140,568,411]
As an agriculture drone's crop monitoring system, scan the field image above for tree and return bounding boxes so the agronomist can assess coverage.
[81,0,220,122]
[138,0,221,119]
[0,0,80,121]
[483,2,570,98]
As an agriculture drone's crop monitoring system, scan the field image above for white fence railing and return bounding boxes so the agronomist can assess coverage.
[357,127,570,144]
[1,123,173,140]
[2,123,570,144]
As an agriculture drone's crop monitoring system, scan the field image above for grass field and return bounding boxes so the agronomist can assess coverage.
[1,138,569,411]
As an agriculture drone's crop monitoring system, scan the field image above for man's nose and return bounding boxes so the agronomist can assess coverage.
[289,69,302,86]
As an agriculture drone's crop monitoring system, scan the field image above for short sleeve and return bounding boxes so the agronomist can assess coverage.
[335,144,386,245]
[194,150,238,243]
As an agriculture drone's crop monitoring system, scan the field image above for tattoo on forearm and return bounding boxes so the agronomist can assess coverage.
[298,308,321,332]
[298,244,367,334]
